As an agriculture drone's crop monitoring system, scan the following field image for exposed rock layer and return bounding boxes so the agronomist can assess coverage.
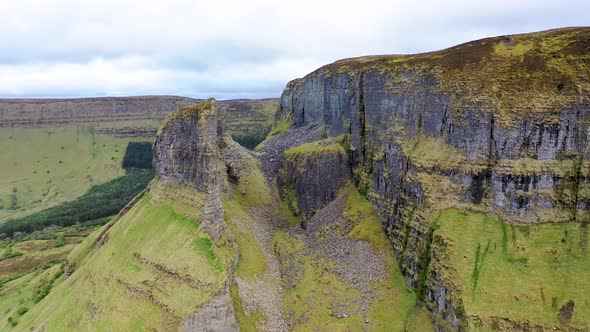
[277,138,350,218]
[153,99,225,240]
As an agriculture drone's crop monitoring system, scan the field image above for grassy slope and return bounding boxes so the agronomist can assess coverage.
[0,126,151,223]
[435,209,589,329]
[221,99,278,150]
[8,184,232,331]
[273,184,430,331]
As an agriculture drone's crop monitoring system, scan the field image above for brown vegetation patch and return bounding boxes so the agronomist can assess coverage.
[132,252,214,291]
[0,252,67,276]
[13,240,53,252]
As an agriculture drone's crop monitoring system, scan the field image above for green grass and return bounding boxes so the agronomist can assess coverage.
[0,264,64,330]
[404,306,436,331]
[0,126,152,224]
[345,186,388,252]
[229,153,272,208]
[402,134,465,171]
[0,240,78,278]
[493,40,534,57]
[435,209,590,329]
[9,183,232,331]
[225,201,267,279]
[0,246,23,261]
[284,136,347,157]
[267,119,292,137]
[0,225,88,329]
[276,186,302,225]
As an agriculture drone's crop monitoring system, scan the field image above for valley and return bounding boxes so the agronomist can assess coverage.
[0,27,589,331]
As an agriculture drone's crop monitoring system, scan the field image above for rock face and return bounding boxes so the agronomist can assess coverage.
[273,27,590,329]
[277,137,350,218]
[183,284,239,332]
[153,98,225,240]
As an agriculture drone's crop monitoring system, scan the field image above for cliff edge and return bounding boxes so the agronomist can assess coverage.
[272,27,590,330]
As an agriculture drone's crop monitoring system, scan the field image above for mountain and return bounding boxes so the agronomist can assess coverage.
[272,26,590,330]
[1,27,589,331]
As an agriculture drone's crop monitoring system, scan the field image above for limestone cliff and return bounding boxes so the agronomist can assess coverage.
[277,136,350,218]
[153,98,226,240]
[273,27,590,330]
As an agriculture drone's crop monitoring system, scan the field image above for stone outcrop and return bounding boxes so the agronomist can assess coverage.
[272,27,590,329]
[183,284,239,332]
[153,98,225,240]
[277,137,350,218]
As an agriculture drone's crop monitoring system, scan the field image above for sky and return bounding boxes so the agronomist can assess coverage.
[0,0,588,99]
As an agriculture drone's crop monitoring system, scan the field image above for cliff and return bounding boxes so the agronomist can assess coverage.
[153,99,226,241]
[273,27,590,330]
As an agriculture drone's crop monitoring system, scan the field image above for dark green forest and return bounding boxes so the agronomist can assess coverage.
[122,142,153,169]
[0,142,155,237]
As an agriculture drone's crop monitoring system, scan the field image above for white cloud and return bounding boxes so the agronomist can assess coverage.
[0,0,587,98]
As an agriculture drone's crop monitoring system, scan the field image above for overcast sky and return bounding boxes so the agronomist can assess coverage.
[0,0,588,99]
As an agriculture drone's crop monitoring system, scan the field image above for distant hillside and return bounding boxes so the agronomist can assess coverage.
[0,96,278,145]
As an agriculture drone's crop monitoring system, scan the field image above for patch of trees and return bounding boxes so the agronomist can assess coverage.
[0,169,154,237]
[122,142,153,169]
[231,126,271,150]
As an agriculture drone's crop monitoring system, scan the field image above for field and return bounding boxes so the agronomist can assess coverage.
[0,126,152,224]
[435,209,589,329]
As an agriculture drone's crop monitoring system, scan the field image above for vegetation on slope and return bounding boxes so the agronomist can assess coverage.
[220,98,278,150]
[0,224,98,329]
[224,201,267,280]
[435,209,589,330]
[0,169,153,237]
[284,136,347,157]
[13,184,232,331]
[273,184,431,331]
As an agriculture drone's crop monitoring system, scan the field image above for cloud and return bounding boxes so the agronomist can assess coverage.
[0,0,587,98]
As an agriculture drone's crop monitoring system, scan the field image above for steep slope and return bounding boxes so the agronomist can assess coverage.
[6,100,237,331]
[273,27,590,330]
